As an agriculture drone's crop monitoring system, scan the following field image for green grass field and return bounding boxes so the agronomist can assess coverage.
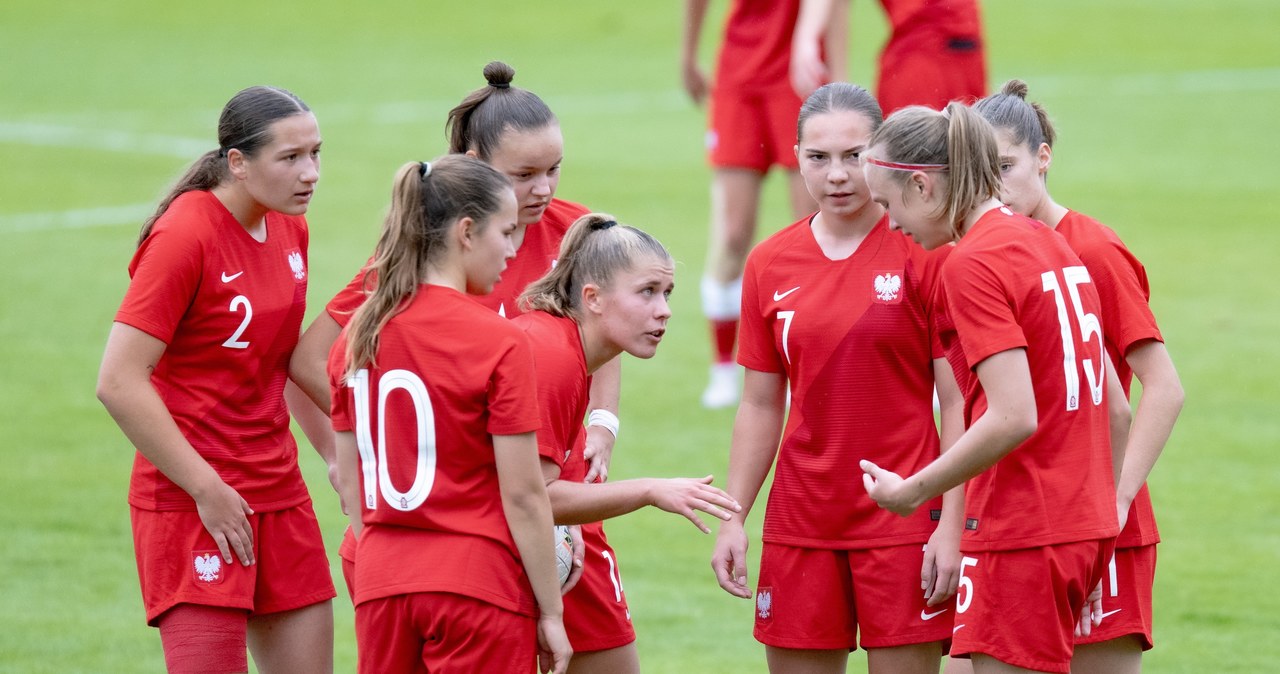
[2,0,1278,671]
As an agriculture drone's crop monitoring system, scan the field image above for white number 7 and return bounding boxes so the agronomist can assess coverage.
[1041,266,1104,411]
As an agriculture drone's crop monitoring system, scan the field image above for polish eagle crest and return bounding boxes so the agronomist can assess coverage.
[874,272,902,301]
[194,553,222,583]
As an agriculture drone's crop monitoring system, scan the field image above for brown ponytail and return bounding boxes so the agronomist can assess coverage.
[344,155,512,377]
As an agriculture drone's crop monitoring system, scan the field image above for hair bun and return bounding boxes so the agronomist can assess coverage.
[1001,79,1029,100]
[483,61,516,89]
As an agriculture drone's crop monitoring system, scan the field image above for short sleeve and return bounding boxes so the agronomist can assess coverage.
[114,221,205,344]
[943,250,1028,370]
[1075,240,1163,355]
[327,258,376,328]
[328,330,354,432]
[736,249,785,374]
[486,331,542,437]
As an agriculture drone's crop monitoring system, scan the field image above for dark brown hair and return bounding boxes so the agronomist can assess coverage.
[137,86,310,246]
[445,61,557,160]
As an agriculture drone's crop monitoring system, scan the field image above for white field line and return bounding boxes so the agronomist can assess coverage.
[0,203,153,234]
[3,66,1277,234]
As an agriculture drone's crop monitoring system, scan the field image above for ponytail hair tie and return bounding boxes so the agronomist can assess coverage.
[590,219,618,231]
[419,161,432,178]
[488,81,510,90]
[217,148,228,158]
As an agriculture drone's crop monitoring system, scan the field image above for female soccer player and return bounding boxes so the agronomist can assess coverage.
[974,80,1183,674]
[858,102,1128,674]
[515,213,741,673]
[288,61,613,594]
[329,156,570,674]
[96,86,335,673]
[709,82,962,674]
[681,0,845,408]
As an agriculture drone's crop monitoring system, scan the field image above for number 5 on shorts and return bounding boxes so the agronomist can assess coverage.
[956,556,978,614]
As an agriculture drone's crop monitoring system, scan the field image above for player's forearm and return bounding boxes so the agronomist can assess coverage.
[794,0,837,47]
[545,478,657,524]
[587,356,621,414]
[1117,344,1184,505]
[289,312,340,410]
[682,0,710,63]
[335,431,363,535]
[98,373,225,500]
[906,404,1035,507]
[722,373,786,523]
[500,474,564,617]
[286,379,336,467]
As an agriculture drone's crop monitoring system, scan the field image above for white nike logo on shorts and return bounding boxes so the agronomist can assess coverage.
[773,287,800,301]
[221,271,244,282]
[1098,608,1123,620]
[921,608,949,621]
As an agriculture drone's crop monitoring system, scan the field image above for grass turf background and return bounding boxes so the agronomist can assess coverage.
[1,0,1277,671]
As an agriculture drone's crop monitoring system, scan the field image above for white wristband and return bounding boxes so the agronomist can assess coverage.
[587,409,620,438]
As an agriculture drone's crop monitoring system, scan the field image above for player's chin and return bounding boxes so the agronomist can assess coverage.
[627,330,665,358]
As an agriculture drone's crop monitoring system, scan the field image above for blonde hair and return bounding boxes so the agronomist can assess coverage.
[344,155,511,376]
[519,213,672,317]
[866,102,1002,239]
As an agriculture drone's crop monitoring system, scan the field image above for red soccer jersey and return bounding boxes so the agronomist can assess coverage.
[1056,210,1163,548]
[512,310,632,646]
[474,198,589,319]
[116,190,310,512]
[738,215,948,548]
[714,0,802,93]
[328,285,542,615]
[936,206,1119,551]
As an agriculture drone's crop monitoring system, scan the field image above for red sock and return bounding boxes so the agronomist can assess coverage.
[158,604,248,673]
[710,319,738,364]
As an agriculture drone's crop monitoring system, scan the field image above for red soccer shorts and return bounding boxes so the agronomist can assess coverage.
[355,591,536,674]
[131,503,336,625]
[1075,544,1156,649]
[562,523,635,652]
[707,84,804,172]
[753,542,953,651]
[950,538,1115,673]
[339,525,356,604]
[877,32,986,115]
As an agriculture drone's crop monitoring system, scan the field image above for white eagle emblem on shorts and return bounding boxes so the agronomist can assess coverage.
[288,250,306,281]
[874,273,902,301]
[194,553,222,583]
[756,588,773,620]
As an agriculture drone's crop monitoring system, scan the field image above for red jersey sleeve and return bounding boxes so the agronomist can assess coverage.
[486,332,541,437]
[942,248,1029,370]
[325,258,375,328]
[1069,233,1162,359]
[736,244,786,374]
[328,329,353,433]
[115,222,206,343]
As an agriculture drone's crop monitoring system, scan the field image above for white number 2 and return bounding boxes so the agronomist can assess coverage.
[1041,266,1104,411]
[347,368,438,512]
[221,295,252,349]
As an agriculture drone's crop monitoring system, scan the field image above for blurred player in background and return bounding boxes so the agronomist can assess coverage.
[681,0,846,408]
[97,86,335,673]
[859,103,1127,673]
[710,82,962,674]
[329,156,570,674]
[974,80,1184,674]
[791,0,986,114]
[518,213,741,673]
[289,61,614,597]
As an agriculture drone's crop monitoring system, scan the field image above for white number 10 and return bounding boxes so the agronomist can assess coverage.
[347,368,438,512]
[1041,266,1104,411]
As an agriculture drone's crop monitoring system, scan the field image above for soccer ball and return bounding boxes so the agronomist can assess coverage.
[554,525,574,586]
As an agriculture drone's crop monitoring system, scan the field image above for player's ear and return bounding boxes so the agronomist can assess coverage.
[226,148,248,181]
[454,216,476,251]
[1037,143,1053,176]
[581,283,603,316]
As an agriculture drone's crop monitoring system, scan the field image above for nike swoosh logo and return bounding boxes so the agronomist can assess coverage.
[1098,608,1123,620]
[921,608,949,621]
[952,623,966,634]
[773,286,800,301]
[221,271,244,283]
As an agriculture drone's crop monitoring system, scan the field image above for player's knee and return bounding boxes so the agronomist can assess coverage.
[158,603,249,673]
